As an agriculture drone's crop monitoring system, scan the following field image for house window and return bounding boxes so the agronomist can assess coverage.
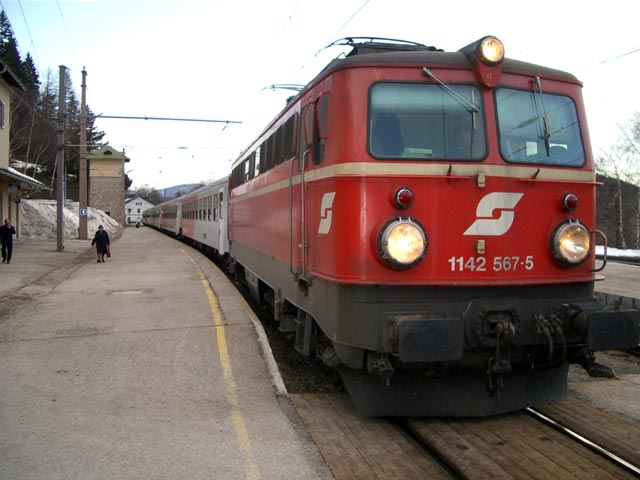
[0,101,4,129]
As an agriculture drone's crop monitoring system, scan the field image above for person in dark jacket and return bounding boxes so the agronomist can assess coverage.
[91,225,110,263]
[0,218,16,264]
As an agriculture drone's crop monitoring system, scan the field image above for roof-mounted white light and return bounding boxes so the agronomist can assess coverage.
[479,36,504,65]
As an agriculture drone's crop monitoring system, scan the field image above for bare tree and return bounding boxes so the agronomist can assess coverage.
[596,113,640,249]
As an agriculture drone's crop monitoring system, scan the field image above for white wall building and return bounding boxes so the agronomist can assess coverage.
[125,196,154,224]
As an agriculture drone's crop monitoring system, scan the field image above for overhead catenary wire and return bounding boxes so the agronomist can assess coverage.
[91,114,242,124]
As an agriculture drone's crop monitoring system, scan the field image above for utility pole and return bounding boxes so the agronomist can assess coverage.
[79,67,88,240]
[56,65,67,252]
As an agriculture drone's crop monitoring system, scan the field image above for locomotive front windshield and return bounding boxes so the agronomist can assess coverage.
[369,83,487,160]
[496,88,585,167]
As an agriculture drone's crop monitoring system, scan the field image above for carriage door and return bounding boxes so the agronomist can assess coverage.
[218,187,228,254]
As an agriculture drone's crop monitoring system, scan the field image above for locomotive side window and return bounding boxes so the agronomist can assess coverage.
[369,83,486,160]
[314,95,329,165]
[247,152,256,180]
[496,88,585,167]
[283,114,298,160]
[260,140,269,172]
[243,159,250,182]
[300,104,315,170]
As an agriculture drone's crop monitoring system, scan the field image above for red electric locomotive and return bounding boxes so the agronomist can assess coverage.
[229,36,640,416]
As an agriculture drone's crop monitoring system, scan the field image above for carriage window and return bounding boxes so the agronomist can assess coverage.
[369,83,486,160]
[496,88,584,167]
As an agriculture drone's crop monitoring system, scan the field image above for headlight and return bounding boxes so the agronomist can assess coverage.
[551,220,591,266]
[378,217,427,269]
[479,36,504,64]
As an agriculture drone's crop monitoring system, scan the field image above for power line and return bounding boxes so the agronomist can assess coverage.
[55,0,82,66]
[599,45,640,65]
[15,0,41,70]
[322,0,371,48]
[285,0,372,83]
[280,0,303,33]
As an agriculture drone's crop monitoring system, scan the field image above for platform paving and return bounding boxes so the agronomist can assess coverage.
[0,228,333,480]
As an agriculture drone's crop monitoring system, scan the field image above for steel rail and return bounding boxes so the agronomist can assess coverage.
[526,407,640,478]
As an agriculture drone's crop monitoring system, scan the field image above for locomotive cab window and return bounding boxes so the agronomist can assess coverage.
[369,83,486,160]
[496,88,585,167]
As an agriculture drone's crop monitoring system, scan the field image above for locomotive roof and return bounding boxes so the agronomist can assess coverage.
[231,38,580,170]
[319,40,580,84]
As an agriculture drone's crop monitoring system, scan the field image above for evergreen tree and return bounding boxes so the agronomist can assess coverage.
[21,53,40,89]
[86,106,105,147]
[0,10,23,79]
[0,10,107,196]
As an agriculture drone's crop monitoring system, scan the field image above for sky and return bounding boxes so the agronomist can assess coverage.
[1,0,639,190]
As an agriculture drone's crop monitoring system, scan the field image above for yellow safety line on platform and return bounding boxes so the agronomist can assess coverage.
[181,248,261,480]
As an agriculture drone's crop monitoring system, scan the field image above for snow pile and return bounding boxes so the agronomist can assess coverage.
[19,199,122,239]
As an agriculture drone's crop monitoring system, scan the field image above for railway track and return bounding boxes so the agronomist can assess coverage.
[292,393,640,479]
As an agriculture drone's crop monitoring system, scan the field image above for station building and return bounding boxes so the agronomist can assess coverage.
[88,145,129,226]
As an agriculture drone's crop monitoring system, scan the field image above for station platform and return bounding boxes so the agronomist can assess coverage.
[0,228,333,479]
[595,260,640,309]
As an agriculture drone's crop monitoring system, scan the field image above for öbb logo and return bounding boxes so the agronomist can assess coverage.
[464,192,524,236]
[318,192,336,234]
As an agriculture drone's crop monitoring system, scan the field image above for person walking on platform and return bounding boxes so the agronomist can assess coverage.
[0,218,16,264]
[91,225,110,263]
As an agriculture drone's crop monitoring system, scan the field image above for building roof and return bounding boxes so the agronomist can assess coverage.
[0,166,50,191]
[88,145,130,162]
[125,196,154,207]
[0,59,25,90]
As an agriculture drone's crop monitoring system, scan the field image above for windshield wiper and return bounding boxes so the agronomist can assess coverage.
[423,66,479,128]
[532,76,551,156]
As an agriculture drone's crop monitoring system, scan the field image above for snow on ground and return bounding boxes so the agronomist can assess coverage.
[19,199,122,239]
[596,246,640,261]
